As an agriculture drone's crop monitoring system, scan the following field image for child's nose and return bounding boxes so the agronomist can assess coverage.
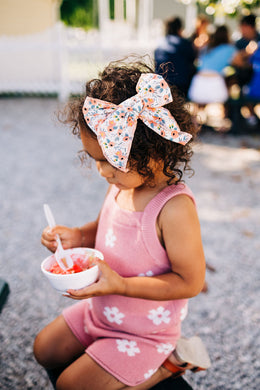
[96,161,115,178]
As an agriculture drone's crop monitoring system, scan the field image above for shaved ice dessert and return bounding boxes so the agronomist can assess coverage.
[41,248,104,292]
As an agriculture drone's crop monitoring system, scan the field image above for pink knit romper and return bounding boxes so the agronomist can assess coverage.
[63,182,195,386]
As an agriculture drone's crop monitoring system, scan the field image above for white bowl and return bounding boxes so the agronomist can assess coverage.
[41,247,104,293]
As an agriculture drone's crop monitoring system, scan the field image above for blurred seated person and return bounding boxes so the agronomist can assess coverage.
[229,15,260,128]
[235,14,260,50]
[188,25,237,105]
[232,14,260,88]
[154,16,196,97]
[246,43,260,100]
[241,43,260,128]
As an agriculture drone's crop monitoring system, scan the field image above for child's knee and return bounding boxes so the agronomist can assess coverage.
[33,329,55,368]
[33,331,47,367]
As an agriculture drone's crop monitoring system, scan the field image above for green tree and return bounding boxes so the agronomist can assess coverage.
[196,0,260,17]
[60,0,97,29]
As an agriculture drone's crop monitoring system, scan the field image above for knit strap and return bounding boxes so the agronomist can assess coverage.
[141,183,196,266]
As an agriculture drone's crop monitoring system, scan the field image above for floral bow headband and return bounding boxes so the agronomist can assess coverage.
[82,73,192,171]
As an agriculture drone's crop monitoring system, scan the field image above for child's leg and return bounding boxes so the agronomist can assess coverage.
[34,315,204,389]
[33,314,87,369]
[34,321,186,390]
[55,353,172,390]
[34,318,193,390]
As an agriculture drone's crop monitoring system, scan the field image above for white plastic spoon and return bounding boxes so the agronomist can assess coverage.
[43,204,73,270]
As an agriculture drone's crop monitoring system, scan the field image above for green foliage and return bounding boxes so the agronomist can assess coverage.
[196,0,260,5]
[60,0,96,29]
[109,0,114,19]
[196,0,260,17]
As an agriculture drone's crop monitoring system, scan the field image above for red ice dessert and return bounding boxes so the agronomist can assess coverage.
[50,263,84,275]
[41,248,104,292]
[49,254,98,275]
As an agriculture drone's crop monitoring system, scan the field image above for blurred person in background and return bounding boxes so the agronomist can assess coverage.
[188,25,236,105]
[246,43,260,101]
[230,14,260,128]
[154,17,196,98]
[235,14,260,51]
[232,14,260,89]
[238,43,260,128]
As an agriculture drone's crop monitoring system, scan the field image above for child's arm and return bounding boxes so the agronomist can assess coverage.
[129,194,206,299]
[67,194,206,301]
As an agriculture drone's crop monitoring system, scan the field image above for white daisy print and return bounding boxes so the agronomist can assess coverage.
[116,339,140,357]
[156,342,174,355]
[180,303,188,321]
[103,306,125,324]
[105,228,116,247]
[144,368,157,379]
[147,306,171,325]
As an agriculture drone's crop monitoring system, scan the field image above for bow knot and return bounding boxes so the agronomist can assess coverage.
[83,73,192,171]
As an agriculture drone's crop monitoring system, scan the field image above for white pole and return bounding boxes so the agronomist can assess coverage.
[137,0,153,42]
[98,0,110,34]
[126,0,136,27]
[185,1,197,37]
[115,0,124,21]
[57,22,69,102]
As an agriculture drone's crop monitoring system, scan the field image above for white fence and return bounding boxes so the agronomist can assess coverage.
[0,23,158,101]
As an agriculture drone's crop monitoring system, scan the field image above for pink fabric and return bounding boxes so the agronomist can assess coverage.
[63,183,195,386]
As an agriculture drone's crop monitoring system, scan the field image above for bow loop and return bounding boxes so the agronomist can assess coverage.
[83,73,192,171]
[83,98,117,131]
[136,73,173,108]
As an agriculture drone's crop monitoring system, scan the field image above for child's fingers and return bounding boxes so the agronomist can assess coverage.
[65,284,97,300]
[41,227,57,251]
[42,226,56,239]
[88,258,103,268]
[64,265,108,299]
[51,225,66,236]
[41,236,57,251]
[63,260,123,300]
[93,258,111,273]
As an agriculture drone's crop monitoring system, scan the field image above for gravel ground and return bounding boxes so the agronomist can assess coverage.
[0,98,259,390]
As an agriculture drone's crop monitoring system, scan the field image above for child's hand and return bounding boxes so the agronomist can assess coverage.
[65,259,126,300]
[41,225,82,252]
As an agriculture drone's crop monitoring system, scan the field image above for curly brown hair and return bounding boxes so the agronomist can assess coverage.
[59,58,198,185]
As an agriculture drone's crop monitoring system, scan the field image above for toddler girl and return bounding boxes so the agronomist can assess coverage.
[34,59,209,390]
